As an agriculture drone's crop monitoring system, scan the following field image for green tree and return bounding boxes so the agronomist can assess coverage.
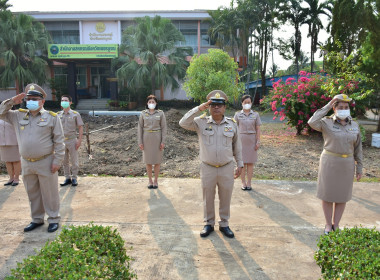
[278,0,308,78]
[0,0,11,11]
[0,11,51,93]
[114,16,193,96]
[208,5,240,59]
[328,0,367,56]
[183,49,243,103]
[303,0,332,72]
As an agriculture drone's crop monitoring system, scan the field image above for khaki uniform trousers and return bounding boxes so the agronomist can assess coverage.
[200,161,234,227]
[22,155,60,224]
[63,139,79,179]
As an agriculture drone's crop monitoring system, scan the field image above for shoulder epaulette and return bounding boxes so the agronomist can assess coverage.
[49,111,58,117]
[226,117,236,123]
[200,112,207,119]
[72,110,78,114]
[157,109,162,112]
[18,108,28,112]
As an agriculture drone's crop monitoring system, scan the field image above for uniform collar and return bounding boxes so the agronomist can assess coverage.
[144,109,157,114]
[240,109,253,115]
[62,108,72,114]
[332,114,352,124]
[207,115,227,124]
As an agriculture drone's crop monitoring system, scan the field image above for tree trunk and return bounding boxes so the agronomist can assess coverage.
[151,73,155,95]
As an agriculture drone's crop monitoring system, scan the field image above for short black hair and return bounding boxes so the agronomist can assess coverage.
[241,95,253,103]
[61,95,72,102]
[146,95,159,109]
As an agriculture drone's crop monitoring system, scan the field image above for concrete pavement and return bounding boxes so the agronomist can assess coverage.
[0,176,379,279]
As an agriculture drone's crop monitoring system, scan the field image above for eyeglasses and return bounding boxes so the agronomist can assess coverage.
[210,104,224,108]
[25,98,42,101]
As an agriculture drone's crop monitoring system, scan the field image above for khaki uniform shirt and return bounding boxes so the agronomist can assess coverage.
[57,109,84,140]
[0,98,65,166]
[138,109,167,145]
[233,110,262,134]
[308,104,363,174]
[0,119,18,146]
[179,107,243,168]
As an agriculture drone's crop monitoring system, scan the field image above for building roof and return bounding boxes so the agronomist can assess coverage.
[16,10,212,21]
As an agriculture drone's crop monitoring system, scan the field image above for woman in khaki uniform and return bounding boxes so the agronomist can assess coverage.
[0,119,21,186]
[308,94,363,234]
[234,95,262,190]
[138,95,167,189]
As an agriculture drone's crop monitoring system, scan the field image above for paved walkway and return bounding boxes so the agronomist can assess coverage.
[0,176,379,279]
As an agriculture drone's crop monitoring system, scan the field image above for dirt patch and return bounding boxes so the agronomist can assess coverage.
[1,109,379,180]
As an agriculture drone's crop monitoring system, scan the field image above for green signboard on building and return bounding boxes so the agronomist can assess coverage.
[48,44,118,59]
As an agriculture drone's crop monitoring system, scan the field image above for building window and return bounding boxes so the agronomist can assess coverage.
[44,22,80,44]
[76,67,87,89]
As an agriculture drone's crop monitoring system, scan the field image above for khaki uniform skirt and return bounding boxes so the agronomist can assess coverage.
[142,131,163,165]
[317,152,355,203]
[0,145,20,162]
[240,133,258,164]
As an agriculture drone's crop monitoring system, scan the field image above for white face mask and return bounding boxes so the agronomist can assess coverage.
[148,103,156,110]
[336,109,350,120]
[243,104,252,110]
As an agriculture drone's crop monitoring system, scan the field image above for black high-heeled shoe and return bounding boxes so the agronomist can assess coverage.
[4,180,13,186]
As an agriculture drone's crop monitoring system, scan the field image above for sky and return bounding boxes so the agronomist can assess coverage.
[9,0,329,71]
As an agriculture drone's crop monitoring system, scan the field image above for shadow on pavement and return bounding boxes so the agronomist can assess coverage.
[0,185,16,211]
[249,189,320,250]
[148,189,199,279]
[210,233,270,280]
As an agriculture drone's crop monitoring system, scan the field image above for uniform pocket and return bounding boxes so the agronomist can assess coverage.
[202,129,214,145]
[223,131,234,146]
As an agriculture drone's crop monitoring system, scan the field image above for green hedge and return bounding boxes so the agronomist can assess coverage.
[314,227,379,279]
[6,223,137,279]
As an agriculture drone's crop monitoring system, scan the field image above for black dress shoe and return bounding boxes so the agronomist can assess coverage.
[11,181,19,186]
[4,180,13,186]
[48,223,59,233]
[219,226,235,238]
[71,179,78,187]
[200,225,214,237]
[24,222,44,232]
[60,178,72,186]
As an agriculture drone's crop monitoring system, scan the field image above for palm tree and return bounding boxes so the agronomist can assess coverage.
[278,0,308,78]
[0,11,51,94]
[0,0,11,11]
[303,0,332,72]
[114,16,193,96]
[208,6,240,59]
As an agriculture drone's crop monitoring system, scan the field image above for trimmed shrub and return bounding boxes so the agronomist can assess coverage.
[6,223,137,279]
[314,227,380,279]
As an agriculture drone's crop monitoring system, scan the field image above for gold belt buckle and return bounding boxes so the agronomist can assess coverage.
[342,154,348,158]
[215,165,220,168]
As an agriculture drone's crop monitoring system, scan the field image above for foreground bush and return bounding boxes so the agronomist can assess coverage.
[6,223,137,279]
[314,227,379,279]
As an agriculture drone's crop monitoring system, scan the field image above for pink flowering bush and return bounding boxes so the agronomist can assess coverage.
[261,71,371,135]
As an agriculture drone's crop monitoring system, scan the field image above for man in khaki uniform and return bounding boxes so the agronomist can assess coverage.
[0,84,65,233]
[179,90,243,238]
[58,95,84,187]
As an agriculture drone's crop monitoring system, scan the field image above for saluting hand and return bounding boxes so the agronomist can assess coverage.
[234,167,243,179]
[12,93,26,105]
[51,164,60,173]
[327,97,339,107]
[199,100,212,111]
